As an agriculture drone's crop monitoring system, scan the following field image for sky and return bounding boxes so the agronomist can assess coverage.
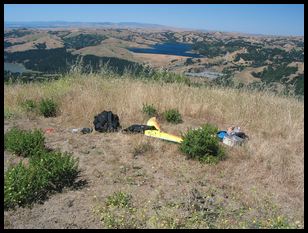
[4,4,304,36]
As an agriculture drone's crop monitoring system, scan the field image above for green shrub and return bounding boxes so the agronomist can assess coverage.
[106,191,132,208]
[4,126,79,209]
[4,109,15,119]
[21,99,37,112]
[180,123,225,164]
[153,70,191,85]
[142,103,157,117]
[4,159,51,209]
[4,150,79,209]
[4,127,45,157]
[31,150,79,189]
[39,98,58,117]
[99,192,140,228]
[163,108,183,124]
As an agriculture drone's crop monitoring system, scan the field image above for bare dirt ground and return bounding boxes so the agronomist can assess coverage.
[4,114,262,229]
[4,114,303,229]
[4,116,211,229]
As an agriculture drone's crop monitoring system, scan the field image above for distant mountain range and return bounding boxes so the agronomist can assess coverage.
[4,21,179,30]
[5,21,304,38]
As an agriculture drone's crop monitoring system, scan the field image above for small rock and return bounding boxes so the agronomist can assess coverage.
[93,169,102,178]
[80,150,90,154]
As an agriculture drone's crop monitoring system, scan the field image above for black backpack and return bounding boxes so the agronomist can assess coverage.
[93,111,121,132]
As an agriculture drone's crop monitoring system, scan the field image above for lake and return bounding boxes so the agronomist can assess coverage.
[4,62,40,74]
[128,42,204,58]
[4,62,29,73]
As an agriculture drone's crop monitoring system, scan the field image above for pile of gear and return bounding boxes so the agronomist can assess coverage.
[217,127,249,146]
[72,110,249,146]
[71,111,120,134]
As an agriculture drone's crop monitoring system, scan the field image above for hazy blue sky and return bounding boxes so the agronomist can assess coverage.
[4,4,304,36]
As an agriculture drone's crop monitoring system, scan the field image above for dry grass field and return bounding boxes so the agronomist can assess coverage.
[132,53,187,68]
[233,66,266,84]
[4,72,304,229]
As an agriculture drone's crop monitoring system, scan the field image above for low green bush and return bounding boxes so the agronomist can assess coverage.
[4,127,45,157]
[99,192,140,229]
[4,109,15,119]
[142,103,157,117]
[21,99,37,112]
[4,150,79,209]
[106,191,132,208]
[180,123,225,164]
[4,161,49,209]
[39,98,58,117]
[31,150,79,189]
[4,127,79,209]
[163,108,183,124]
[152,71,191,85]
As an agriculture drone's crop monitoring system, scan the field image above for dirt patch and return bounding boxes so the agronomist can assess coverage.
[3,117,222,228]
[3,118,188,228]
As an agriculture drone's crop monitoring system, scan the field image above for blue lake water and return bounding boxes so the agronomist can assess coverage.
[4,62,28,73]
[128,42,204,58]
[4,62,40,74]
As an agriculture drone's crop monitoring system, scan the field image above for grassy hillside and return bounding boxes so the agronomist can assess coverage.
[4,72,304,229]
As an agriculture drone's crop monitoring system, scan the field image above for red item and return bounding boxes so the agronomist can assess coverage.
[44,128,55,133]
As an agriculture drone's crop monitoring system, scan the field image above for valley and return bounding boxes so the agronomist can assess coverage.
[4,25,304,95]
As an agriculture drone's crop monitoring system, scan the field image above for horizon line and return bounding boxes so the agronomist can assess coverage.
[4,20,304,37]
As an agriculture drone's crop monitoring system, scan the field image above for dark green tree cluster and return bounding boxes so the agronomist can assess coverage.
[252,64,298,84]
[5,48,75,73]
[192,41,224,58]
[192,40,260,58]
[80,55,145,75]
[63,34,108,49]
[288,74,304,96]
[235,47,303,67]
[4,41,25,48]
[4,29,32,38]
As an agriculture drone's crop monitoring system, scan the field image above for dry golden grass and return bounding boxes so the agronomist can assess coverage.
[6,37,64,52]
[4,72,304,227]
[132,53,187,68]
[233,66,266,84]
